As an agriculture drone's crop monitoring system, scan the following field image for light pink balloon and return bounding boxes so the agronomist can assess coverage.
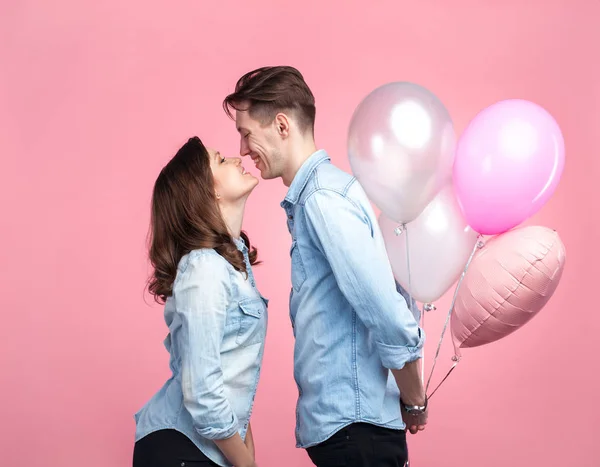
[451,226,566,348]
[348,82,456,224]
[379,184,479,304]
[453,99,565,235]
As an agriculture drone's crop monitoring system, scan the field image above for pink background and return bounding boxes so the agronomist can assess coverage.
[1,1,599,466]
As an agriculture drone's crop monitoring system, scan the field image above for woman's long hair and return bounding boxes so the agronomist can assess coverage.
[147,136,258,304]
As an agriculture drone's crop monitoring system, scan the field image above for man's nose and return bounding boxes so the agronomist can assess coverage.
[240,140,250,157]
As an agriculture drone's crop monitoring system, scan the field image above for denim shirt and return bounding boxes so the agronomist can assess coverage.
[134,238,268,467]
[281,150,424,448]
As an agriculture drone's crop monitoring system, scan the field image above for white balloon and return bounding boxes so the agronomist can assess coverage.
[379,184,479,304]
[348,82,456,223]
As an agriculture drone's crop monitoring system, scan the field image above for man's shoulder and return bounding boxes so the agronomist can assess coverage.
[299,161,374,215]
[308,159,356,196]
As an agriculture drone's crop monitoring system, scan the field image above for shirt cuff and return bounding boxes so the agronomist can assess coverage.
[376,328,425,370]
[195,413,239,440]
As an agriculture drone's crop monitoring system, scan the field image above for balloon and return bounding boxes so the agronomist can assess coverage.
[451,226,566,348]
[379,184,479,304]
[453,99,565,235]
[348,82,456,224]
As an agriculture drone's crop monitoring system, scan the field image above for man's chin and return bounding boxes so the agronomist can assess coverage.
[260,170,277,180]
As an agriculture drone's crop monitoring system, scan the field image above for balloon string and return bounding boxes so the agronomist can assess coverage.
[401,223,423,386]
[404,224,412,467]
[399,223,416,467]
[425,235,484,397]
[426,359,459,400]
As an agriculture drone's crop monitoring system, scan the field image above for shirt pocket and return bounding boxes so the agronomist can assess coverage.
[236,297,266,346]
[290,240,307,292]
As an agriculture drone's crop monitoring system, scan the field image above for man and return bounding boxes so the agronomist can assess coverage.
[223,66,428,467]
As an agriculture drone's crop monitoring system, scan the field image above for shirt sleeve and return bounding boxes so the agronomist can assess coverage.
[174,251,239,440]
[303,186,424,370]
[396,280,421,324]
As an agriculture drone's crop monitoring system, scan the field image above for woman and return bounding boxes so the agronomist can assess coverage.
[133,137,267,467]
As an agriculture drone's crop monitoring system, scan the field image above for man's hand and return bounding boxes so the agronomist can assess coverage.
[391,359,428,434]
[401,402,428,434]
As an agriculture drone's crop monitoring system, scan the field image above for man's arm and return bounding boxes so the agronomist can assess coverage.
[392,281,427,432]
[304,187,425,372]
[304,186,427,432]
[392,362,428,433]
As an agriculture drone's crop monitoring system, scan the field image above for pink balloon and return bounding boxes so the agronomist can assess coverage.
[453,99,565,235]
[451,226,566,348]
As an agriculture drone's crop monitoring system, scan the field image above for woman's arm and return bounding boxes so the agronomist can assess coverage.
[244,422,255,460]
[214,434,256,467]
[176,252,256,467]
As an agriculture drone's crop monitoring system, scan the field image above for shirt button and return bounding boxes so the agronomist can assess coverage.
[288,215,293,219]
[181,463,186,467]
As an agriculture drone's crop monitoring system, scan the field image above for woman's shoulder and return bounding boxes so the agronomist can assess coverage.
[178,248,232,275]
[169,250,235,307]
[171,249,235,298]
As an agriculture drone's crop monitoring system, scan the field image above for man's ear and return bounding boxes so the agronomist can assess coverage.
[274,113,291,138]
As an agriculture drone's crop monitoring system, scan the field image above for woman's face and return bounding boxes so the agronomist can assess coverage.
[208,147,258,203]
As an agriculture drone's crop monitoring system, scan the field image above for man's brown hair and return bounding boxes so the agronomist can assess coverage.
[223,66,316,134]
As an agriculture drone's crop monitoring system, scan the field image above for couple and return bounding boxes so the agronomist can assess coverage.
[133,66,428,467]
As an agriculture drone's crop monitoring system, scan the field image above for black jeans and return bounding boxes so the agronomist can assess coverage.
[306,423,408,467]
[133,429,219,467]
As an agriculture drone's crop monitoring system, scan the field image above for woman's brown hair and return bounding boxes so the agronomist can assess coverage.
[147,136,258,304]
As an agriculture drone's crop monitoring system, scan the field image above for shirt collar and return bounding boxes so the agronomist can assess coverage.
[233,236,247,252]
[281,150,330,207]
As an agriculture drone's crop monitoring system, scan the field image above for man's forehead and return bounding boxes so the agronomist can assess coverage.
[235,110,253,131]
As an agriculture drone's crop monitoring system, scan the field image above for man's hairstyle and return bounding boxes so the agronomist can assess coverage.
[223,66,316,134]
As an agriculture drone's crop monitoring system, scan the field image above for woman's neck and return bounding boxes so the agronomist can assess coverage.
[219,198,247,239]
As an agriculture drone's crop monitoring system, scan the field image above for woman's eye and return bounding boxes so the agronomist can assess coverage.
[221,158,226,163]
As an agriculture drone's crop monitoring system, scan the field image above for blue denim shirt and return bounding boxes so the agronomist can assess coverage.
[281,150,424,448]
[134,238,267,467]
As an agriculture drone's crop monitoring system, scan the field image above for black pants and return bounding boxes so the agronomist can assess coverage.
[133,429,219,467]
[306,423,408,467]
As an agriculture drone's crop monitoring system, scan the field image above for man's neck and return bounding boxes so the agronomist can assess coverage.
[282,139,318,187]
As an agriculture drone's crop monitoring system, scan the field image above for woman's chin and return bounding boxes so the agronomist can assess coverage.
[243,177,260,195]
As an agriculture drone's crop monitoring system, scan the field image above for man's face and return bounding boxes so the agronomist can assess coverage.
[235,108,285,180]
